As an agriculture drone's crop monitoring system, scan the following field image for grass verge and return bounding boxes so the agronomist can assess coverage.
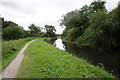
[16,38,115,78]
[2,37,36,71]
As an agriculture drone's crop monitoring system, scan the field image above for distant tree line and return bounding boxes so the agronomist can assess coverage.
[2,21,56,41]
[60,0,120,49]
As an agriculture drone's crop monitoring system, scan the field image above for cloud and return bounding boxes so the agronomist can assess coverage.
[105,0,120,10]
[0,1,37,14]
[0,0,119,34]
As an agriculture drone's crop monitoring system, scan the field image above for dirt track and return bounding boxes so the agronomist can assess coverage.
[1,40,35,78]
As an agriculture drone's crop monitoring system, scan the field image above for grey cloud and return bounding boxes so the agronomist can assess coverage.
[1,0,119,34]
[1,1,36,14]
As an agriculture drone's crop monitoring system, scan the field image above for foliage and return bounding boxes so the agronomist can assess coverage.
[77,26,96,46]
[2,20,29,40]
[60,0,106,37]
[77,8,120,49]
[60,10,89,36]
[2,21,42,40]
[44,25,56,37]
[67,27,81,41]
[3,21,18,29]
[60,0,120,49]
[67,28,75,41]
[3,26,25,40]
[16,38,115,78]
[24,30,31,37]
[28,24,41,37]
[2,37,35,70]
[89,0,106,13]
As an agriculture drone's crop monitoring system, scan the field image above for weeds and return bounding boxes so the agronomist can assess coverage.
[2,37,35,70]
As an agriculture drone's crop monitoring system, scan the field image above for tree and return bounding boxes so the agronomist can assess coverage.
[104,4,120,48]
[24,30,31,37]
[3,21,18,29]
[89,0,106,13]
[60,0,120,49]
[60,0,106,37]
[81,8,120,49]
[3,26,24,40]
[60,10,89,37]
[60,10,80,35]
[44,25,56,37]
[28,24,41,37]
[2,20,25,40]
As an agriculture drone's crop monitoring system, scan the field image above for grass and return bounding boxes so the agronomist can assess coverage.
[2,37,36,71]
[16,38,115,78]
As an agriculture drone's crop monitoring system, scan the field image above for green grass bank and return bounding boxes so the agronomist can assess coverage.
[2,37,35,71]
[16,38,115,78]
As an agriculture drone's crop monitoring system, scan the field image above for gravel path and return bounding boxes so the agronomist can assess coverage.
[1,40,36,78]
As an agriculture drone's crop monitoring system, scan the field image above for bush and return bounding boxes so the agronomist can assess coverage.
[2,37,34,58]
[2,26,25,40]
[67,27,81,41]
[2,37,35,70]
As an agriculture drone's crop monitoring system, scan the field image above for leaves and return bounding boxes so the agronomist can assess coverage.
[28,24,41,37]
[44,25,56,37]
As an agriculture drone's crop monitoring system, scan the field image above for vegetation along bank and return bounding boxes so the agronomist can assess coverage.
[16,38,115,78]
[2,37,35,71]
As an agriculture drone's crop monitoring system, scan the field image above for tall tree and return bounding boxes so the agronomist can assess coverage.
[2,20,25,40]
[3,26,24,40]
[60,10,89,36]
[3,21,18,29]
[89,0,106,13]
[44,25,56,37]
[28,24,41,37]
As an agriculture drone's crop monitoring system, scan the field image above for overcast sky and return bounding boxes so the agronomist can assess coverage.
[0,0,119,34]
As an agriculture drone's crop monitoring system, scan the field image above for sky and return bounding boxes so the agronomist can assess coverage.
[0,0,120,34]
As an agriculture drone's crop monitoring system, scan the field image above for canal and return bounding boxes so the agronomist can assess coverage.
[44,38,120,78]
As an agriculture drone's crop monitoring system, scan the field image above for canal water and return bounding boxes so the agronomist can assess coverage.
[44,38,120,78]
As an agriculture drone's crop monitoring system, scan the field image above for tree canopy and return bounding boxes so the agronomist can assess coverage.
[2,21,25,40]
[60,0,120,49]
[44,25,56,37]
[28,24,41,37]
[2,21,42,40]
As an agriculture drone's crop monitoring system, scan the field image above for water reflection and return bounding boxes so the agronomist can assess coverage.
[53,38,65,51]
[44,38,57,45]
[62,41,120,78]
[45,38,120,78]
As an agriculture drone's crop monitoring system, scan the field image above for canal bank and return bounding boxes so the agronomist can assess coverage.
[16,38,115,78]
[45,38,120,78]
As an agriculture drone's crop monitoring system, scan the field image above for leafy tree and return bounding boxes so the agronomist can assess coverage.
[3,21,18,29]
[28,24,35,37]
[86,10,109,48]
[104,4,120,48]
[60,10,89,37]
[3,26,24,40]
[60,10,79,28]
[24,30,31,37]
[80,8,120,49]
[60,0,120,49]
[2,20,26,40]
[80,0,106,18]
[67,27,81,41]
[44,25,56,37]
[28,24,41,37]
[60,0,106,38]
[89,0,106,13]
[67,28,75,41]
